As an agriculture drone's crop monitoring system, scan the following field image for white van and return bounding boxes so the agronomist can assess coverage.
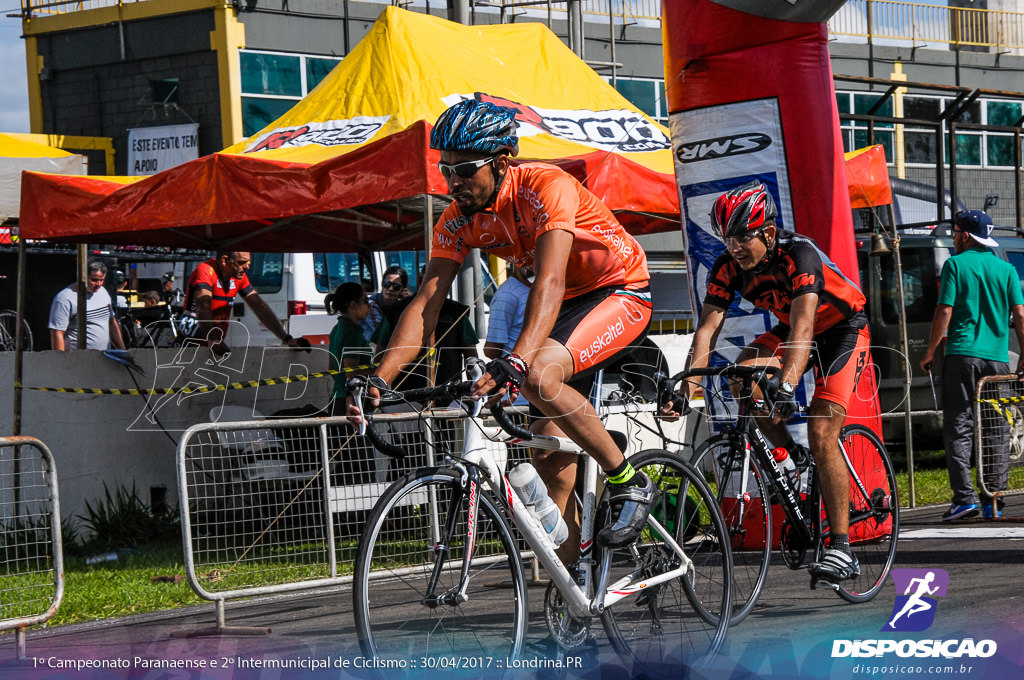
[223,251,425,348]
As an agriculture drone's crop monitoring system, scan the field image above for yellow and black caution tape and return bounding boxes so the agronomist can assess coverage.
[979,396,1024,426]
[14,363,377,397]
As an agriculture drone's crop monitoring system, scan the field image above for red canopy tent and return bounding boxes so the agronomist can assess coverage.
[18,8,680,252]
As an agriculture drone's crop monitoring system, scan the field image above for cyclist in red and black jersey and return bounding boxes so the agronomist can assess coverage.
[183,251,307,356]
[664,181,871,586]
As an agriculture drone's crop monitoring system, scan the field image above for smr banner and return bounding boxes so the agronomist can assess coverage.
[128,123,199,176]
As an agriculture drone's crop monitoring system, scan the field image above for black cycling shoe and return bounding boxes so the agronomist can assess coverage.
[808,548,860,585]
[596,472,658,549]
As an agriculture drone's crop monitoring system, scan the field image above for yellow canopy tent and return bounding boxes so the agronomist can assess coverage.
[0,133,86,225]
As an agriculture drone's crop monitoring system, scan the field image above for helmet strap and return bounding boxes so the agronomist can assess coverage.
[753,225,778,272]
[482,160,506,210]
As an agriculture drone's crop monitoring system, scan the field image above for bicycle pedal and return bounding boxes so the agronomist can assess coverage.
[809,575,840,592]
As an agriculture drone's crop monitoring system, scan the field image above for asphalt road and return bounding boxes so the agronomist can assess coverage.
[2,499,1022,680]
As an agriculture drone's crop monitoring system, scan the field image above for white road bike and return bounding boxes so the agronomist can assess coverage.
[350,360,732,678]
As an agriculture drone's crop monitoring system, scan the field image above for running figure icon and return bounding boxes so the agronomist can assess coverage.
[883,568,949,632]
[888,571,939,629]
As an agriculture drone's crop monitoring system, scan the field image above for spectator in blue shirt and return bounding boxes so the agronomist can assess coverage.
[484,265,532,359]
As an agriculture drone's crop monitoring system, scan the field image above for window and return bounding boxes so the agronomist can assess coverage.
[307,58,341,91]
[602,76,666,122]
[242,97,298,137]
[384,251,425,291]
[314,253,373,293]
[151,78,179,105]
[1005,251,1024,296]
[878,247,940,325]
[241,53,301,97]
[903,96,941,122]
[615,79,658,118]
[240,50,343,136]
[247,253,284,294]
[839,90,1024,169]
[987,101,1022,127]
[852,129,894,159]
[853,93,893,118]
[905,130,937,164]
[945,133,982,166]
[838,91,893,156]
[987,135,1017,168]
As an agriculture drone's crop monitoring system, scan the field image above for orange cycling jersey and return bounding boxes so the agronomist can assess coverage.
[431,163,649,299]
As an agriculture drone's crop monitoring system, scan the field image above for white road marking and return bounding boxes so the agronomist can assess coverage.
[900,527,1024,539]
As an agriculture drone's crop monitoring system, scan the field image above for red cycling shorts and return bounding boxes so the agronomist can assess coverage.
[550,285,653,376]
[752,313,870,410]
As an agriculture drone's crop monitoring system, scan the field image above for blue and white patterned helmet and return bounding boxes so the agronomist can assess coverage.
[430,99,520,156]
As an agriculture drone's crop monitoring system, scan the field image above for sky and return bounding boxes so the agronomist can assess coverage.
[0,8,30,133]
[0,1,950,136]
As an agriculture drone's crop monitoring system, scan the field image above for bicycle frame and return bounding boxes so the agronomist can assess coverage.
[721,380,881,556]
[355,365,696,623]
[451,406,696,621]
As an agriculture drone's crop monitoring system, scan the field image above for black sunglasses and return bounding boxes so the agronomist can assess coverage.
[382,281,404,291]
[437,157,494,180]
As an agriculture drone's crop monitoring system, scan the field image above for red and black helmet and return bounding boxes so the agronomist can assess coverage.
[710,181,778,240]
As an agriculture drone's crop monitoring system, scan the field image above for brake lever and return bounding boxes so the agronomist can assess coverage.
[353,384,368,436]
[465,358,485,417]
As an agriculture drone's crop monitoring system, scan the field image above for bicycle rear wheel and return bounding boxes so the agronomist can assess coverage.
[833,424,899,603]
[0,310,32,351]
[691,434,771,625]
[353,467,527,664]
[600,449,732,676]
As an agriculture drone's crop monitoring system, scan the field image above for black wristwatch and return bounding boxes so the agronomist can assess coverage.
[780,381,795,394]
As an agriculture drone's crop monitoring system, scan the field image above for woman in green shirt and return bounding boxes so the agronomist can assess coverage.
[326,282,373,403]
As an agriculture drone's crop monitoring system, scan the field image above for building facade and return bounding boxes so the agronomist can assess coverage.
[18,1,1024,225]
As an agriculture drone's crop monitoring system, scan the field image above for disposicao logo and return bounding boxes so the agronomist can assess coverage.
[831,568,998,660]
[883,568,948,632]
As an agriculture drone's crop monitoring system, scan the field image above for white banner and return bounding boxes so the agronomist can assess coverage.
[128,123,199,175]
[669,98,811,429]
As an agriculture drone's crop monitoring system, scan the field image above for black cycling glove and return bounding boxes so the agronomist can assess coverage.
[767,376,798,420]
[485,354,529,402]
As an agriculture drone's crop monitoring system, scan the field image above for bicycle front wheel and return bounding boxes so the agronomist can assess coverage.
[691,433,771,625]
[601,449,732,676]
[834,424,900,603]
[353,468,527,663]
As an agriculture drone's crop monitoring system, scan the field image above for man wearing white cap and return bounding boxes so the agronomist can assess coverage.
[921,209,1024,521]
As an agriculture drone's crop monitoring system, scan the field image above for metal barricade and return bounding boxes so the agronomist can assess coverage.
[177,408,529,629]
[975,375,1024,501]
[0,436,64,659]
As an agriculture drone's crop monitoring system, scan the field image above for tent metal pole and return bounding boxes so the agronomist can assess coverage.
[568,1,584,58]
[13,235,25,435]
[424,194,437,389]
[76,244,87,351]
[889,203,915,508]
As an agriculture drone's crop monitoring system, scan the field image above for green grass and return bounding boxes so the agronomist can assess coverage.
[49,543,203,626]
[896,466,952,508]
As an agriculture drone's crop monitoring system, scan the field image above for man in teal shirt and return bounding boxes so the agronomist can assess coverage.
[922,210,1024,520]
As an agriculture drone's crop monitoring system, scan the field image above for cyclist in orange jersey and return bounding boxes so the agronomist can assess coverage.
[348,98,655,554]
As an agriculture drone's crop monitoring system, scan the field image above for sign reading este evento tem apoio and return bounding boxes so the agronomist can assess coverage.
[128,123,200,175]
